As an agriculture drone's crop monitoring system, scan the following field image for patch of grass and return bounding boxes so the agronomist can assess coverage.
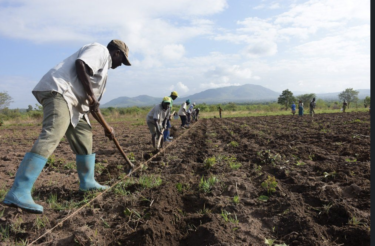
[0,186,9,201]
[113,182,131,196]
[47,193,64,211]
[95,162,106,175]
[204,156,216,169]
[261,176,277,195]
[0,225,10,242]
[199,176,219,193]
[138,175,162,189]
[64,161,76,170]
[11,217,25,234]
[34,215,50,230]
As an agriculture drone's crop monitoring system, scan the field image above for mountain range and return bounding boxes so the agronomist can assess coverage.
[101,84,370,108]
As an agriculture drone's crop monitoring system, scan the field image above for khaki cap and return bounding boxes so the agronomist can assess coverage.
[108,39,131,66]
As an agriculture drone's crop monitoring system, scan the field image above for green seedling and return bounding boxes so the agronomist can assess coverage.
[348,216,363,226]
[228,141,239,147]
[128,152,136,162]
[229,161,242,170]
[176,183,190,193]
[319,204,332,215]
[233,195,240,204]
[261,176,277,194]
[295,160,305,166]
[258,195,269,202]
[199,176,219,193]
[198,204,212,215]
[323,171,336,179]
[345,158,357,163]
[204,156,216,169]
[264,238,288,246]
[221,210,238,224]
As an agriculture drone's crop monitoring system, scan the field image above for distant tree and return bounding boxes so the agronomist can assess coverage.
[277,89,296,110]
[338,88,359,109]
[26,105,33,112]
[315,99,327,109]
[0,91,13,110]
[34,103,43,111]
[364,96,370,108]
[297,93,316,107]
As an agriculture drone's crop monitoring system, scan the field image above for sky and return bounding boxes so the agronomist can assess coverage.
[0,0,370,108]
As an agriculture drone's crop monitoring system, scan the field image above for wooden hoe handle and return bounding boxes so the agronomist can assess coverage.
[87,96,134,168]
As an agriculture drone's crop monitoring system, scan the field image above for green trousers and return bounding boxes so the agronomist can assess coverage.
[30,91,92,158]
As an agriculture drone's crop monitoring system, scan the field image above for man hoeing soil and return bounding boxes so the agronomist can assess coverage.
[2,39,131,214]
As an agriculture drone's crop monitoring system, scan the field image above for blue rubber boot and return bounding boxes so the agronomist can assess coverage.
[2,152,47,214]
[76,154,109,191]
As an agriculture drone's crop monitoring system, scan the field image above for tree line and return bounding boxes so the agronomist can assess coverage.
[277,88,370,110]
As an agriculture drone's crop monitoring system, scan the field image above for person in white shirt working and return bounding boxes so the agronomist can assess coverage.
[187,102,196,124]
[178,99,190,128]
[2,39,131,214]
[146,97,171,149]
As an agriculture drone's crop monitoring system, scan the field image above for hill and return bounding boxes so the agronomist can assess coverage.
[101,85,370,108]
[101,84,279,108]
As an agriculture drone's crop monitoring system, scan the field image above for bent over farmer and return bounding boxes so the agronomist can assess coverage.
[146,97,171,149]
[2,39,131,214]
[163,91,178,143]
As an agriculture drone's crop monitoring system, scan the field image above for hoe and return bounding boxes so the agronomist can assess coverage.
[88,98,134,174]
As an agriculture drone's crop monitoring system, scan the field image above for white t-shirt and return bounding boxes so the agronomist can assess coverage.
[178,102,187,116]
[188,105,194,114]
[32,42,112,127]
[146,104,170,124]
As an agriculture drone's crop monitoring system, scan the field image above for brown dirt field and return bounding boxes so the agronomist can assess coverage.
[0,112,371,245]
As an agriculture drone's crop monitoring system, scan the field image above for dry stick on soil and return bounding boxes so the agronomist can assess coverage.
[27,120,200,246]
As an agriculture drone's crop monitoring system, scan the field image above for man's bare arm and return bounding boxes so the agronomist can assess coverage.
[75,59,100,112]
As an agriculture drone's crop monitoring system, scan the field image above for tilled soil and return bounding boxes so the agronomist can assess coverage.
[0,112,371,245]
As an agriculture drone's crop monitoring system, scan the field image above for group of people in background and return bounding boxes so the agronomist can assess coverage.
[291,98,363,116]
[146,92,200,150]
[291,98,316,117]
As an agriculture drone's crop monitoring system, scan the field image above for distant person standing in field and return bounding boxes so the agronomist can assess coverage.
[2,39,131,214]
[146,97,171,149]
[219,106,222,118]
[310,98,316,117]
[291,102,296,115]
[298,100,304,116]
[342,100,348,113]
[178,99,190,128]
[163,91,178,142]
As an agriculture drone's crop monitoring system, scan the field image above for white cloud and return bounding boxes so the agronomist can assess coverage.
[245,41,278,57]
[269,3,280,9]
[170,82,189,94]
[162,44,185,60]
